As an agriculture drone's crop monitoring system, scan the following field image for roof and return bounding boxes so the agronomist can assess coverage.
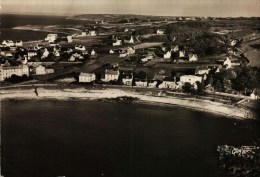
[122,72,133,79]
[80,72,95,77]
[188,53,198,58]
[105,69,119,75]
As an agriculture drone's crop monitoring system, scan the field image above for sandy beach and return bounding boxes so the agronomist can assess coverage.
[0,87,256,120]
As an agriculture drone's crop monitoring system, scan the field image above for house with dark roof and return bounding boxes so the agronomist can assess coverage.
[101,69,120,82]
[188,54,198,61]
[122,72,133,86]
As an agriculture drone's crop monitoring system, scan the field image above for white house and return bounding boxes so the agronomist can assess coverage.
[148,80,157,88]
[195,66,210,75]
[89,30,97,36]
[67,36,73,43]
[75,45,86,51]
[45,34,58,42]
[231,39,238,46]
[101,69,120,82]
[135,79,148,87]
[109,49,115,54]
[127,47,135,55]
[250,92,258,100]
[141,55,154,63]
[112,39,122,46]
[122,73,133,86]
[68,55,76,61]
[188,54,198,61]
[27,50,38,59]
[179,50,186,58]
[119,50,127,58]
[159,77,176,89]
[180,75,202,85]
[164,51,171,59]
[223,57,232,69]
[172,45,179,52]
[15,40,23,47]
[41,48,50,59]
[53,50,60,57]
[0,64,29,81]
[91,49,96,56]
[124,36,134,44]
[2,40,14,47]
[35,65,54,75]
[157,29,165,35]
[0,51,13,58]
[79,72,96,83]
[79,31,87,36]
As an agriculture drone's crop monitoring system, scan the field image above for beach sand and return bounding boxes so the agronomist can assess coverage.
[0,87,256,120]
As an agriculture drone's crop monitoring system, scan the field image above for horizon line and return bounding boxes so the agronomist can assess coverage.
[0,12,259,18]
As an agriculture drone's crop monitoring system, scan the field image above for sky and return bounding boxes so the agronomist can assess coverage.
[1,0,260,17]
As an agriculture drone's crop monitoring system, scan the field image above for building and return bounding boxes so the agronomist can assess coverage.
[122,72,133,86]
[164,51,171,59]
[172,45,179,52]
[101,69,120,82]
[231,39,238,46]
[79,72,96,83]
[157,29,165,35]
[180,75,202,85]
[135,79,148,87]
[119,50,127,58]
[158,77,176,89]
[75,45,86,51]
[188,54,198,61]
[112,39,122,46]
[45,34,58,42]
[127,47,135,55]
[141,55,154,63]
[41,48,50,59]
[195,66,210,75]
[91,49,96,56]
[89,30,97,36]
[27,50,38,59]
[2,40,14,47]
[179,50,186,58]
[109,49,115,54]
[15,40,23,47]
[67,36,73,43]
[35,65,54,75]
[0,63,29,81]
[223,57,232,69]
[147,80,158,88]
[124,36,134,44]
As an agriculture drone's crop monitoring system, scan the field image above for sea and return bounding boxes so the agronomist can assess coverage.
[0,14,82,41]
[1,100,260,177]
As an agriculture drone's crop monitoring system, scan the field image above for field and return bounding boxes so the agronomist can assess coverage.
[241,37,260,67]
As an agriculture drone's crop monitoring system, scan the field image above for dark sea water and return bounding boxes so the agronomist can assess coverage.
[1,100,260,177]
[0,14,82,41]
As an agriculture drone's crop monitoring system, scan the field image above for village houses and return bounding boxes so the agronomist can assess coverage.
[79,72,96,83]
[188,54,198,61]
[0,61,29,81]
[157,29,165,35]
[180,75,203,85]
[101,69,120,82]
[35,65,54,75]
[45,34,58,43]
[122,72,133,86]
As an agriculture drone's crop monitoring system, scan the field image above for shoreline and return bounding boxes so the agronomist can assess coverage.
[0,87,257,120]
